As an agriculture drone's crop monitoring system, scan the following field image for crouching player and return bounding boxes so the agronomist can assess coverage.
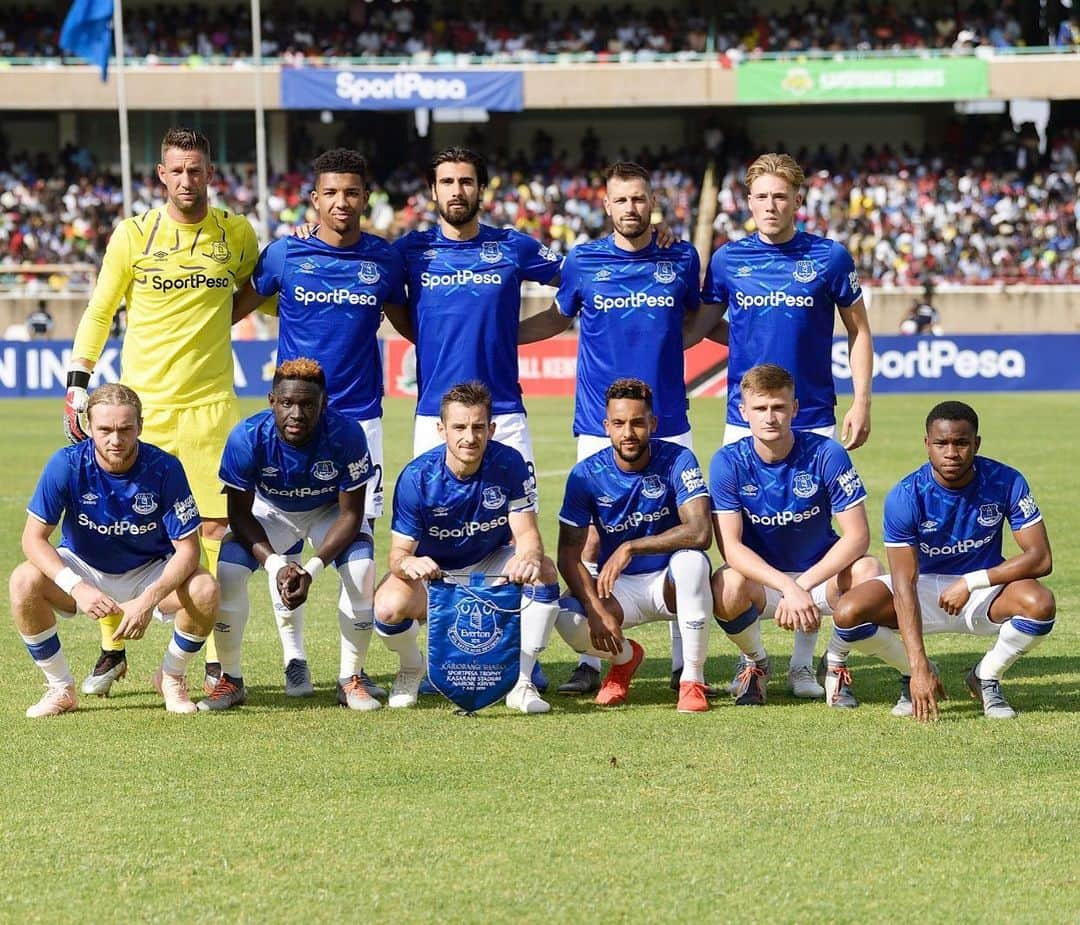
[709,364,880,707]
[556,378,713,712]
[829,401,1055,721]
[11,384,216,716]
[373,381,560,714]
[204,359,378,712]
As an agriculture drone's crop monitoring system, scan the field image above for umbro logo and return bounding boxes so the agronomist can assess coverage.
[261,466,279,477]
[299,261,316,273]
[153,251,169,260]
[594,269,612,282]
[597,495,615,506]
[920,520,938,532]
[433,506,449,517]
[423,249,438,260]
[735,265,753,277]
[740,484,759,497]
[81,492,99,504]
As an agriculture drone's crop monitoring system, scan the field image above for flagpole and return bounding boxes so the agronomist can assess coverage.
[112,0,132,216]
[251,0,270,243]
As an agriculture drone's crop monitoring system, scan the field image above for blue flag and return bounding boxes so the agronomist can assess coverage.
[60,0,113,81]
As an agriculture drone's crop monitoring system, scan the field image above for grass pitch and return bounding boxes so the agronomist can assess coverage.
[1,394,1076,923]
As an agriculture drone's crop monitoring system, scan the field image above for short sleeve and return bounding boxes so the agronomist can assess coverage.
[27,449,71,526]
[700,247,729,306]
[161,459,201,540]
[234,219,260,290]
[558,465,594,528]
[219,423,257,493]
[251,238,286,298]
[708,448,741,513]
[827,242,862,309]
[1007,469,1042,531]
[672,448,708,507]
[515,232,562,285]
[683,248,701,312]
[819,440,868,513]
[338,421,373,493]
[882,482,918,547]
[507,449,537,514]
[390,469,423,541]
[554,250,582,318]
[385,245,407,305]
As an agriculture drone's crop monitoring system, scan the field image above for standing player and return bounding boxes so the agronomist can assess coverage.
[203,359,378,711]
[828,401,1055,721]
[373,382,561,714]
[556,379,714,713]
[708,365,880,707]
[64,127,257,695]
[392,146,562,470]
[698,152,874,697]
[12,384,216,716]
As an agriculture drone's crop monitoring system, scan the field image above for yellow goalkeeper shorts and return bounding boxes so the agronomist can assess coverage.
[141,397,240,521]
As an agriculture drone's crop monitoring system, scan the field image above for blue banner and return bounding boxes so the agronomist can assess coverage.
[830,334,1080,393]
[281,68,524,111]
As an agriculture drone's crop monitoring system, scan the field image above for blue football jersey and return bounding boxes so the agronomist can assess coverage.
[252,234,406,421]
[219,408,373,513]
[560,439,708,575]
[709,432,867,573]
[28,440,201,574]
[883,457,1042,575]
[557,235,700,438]
[393,224,561,416]
[701,231,862,429]
[391,440,537,570]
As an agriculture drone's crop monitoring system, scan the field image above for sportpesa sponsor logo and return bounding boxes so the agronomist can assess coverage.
[427,515,508,540]
[420,269,503,288]
[602,507,671,533]
[747,505,821,527]
[77,513,158,536]
[152,273,230,292]
[336,71,468,105]
[832,340,1026,380]
[920,534,994,557]
[258,482,336,500]
[734,291,813,309]
[592,292,676,312]
[293,286,379,307]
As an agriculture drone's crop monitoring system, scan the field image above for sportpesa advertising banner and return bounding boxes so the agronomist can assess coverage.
[0,335,1076,398]
[281,68,524,111]
[736,57,988,103]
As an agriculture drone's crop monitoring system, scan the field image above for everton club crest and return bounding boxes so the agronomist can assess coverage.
[654,260,676,284]
[132,492,158,515]
[642,474,665,499]
[312,460,338,481]
[792,472,817,499]
[480,241,502,264]
[358,261,380,284]
[793,260,817,283]
[482,486,506,510]
[977,503,1003,527]
[448,597,503,655]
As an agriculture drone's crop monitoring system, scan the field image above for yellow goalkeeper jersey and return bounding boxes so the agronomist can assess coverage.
[73,205,258,408]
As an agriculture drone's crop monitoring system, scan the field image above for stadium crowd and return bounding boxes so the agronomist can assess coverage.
[5,130,1080,286]
[0,1,1042,62]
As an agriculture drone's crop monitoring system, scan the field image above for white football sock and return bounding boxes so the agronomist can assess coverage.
[977,617,1054,680]
[375,618,423,670]
[21,627,74,687]
[519,584,559,682]
[337,557,375,679]
[670,620,685,672]
[720,605,767,662]
[161,627,207,676]
[215,560,252,678]
[790,628,819,669]
[847,625,911,675]
[825,628,850,667]
[668,550,711,684]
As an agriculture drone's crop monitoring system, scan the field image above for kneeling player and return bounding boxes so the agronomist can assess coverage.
[830,401,1055,721]
[555,378,713,712]
[205,359,378,711]
[11,384,216,716]
[709,364,881,707]
[373,381,560,714]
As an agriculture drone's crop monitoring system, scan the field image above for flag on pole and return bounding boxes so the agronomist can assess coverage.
[60,0,114,81]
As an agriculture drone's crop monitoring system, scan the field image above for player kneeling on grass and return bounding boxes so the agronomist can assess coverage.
[829,401,1055,721]
[206,359,380,712]
[373,381,560,714]
[708,364,881,707]
[555,378,714,713]
[11,384,216,717]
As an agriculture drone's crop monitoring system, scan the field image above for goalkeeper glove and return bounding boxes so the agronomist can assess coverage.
[64,366,91,443]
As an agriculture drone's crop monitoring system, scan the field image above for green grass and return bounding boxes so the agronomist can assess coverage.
[1,394,1077,923]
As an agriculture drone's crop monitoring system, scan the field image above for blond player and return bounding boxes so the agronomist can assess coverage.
[65,127,257,695]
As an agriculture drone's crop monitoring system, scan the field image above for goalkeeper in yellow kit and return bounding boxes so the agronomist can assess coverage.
[65,127,257,695]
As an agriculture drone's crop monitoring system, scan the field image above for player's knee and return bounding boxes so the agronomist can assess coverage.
[832,590,864,629]
[373,584,411,625]
[852,555,884,582]
[9,561,46,606]
[710,566,748,620]
[187,572,220,618]
[339,557,375,610]
[669,548,710,584]
[1019,583,1056,622]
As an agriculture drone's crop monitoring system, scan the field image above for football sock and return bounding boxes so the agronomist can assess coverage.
[214,561,251,679]
[837,623,911,674]
[719,604,766,662]
[337,557,375,679]
[790,628,819,669]
[98,613,124,653]
[519,583,559,682]
[199,535,222,664]
[668,550,712,684]
[825,628,851,666]
[22,628,73,686]
[610,638,634,665]
[977,616,1055,680]
[161,627,207,676]
[578,655,602,671]
[375,618,423,671]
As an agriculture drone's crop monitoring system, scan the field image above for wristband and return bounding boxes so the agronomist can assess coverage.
[301,557,325,581]
[963,569,991,592]
[66,365,92,390]
[54,567,82,595]
[264,554,288,580]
